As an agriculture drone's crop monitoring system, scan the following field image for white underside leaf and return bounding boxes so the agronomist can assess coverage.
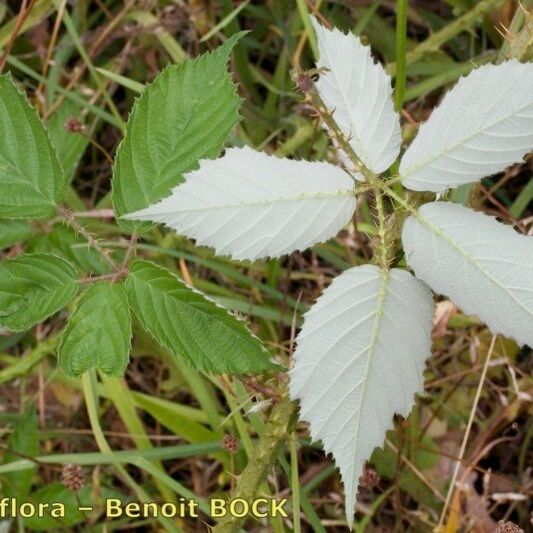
[312,18,401,174]
[402,202,533,347]
[289,265,433,526]
[400,60,533,192]
[123,146,357,260]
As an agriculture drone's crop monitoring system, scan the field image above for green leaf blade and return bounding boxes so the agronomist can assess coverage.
[112,38,242,233]
[47,99,89,185]
[0,219,32,250]
[1,409,39,498]
[126,260,277,375]
[0,253,78,331]
[0,74,64,218]
[58,282,132,378]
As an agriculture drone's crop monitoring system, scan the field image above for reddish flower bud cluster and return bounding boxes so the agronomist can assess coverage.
[221,433,239,453]
[64,116,83,133]
[61,464,85,492]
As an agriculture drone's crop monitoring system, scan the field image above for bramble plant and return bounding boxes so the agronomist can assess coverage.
[0,12,532,532]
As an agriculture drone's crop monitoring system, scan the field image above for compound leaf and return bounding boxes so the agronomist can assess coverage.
[125,260,278,374]
[58,282,132,377]
[289,265,433,526]
[123,146,357,260]
[400,61,533,192]
[0,253,78,331]
[112,36,243,233]
[402,201,533,347]
[312,18,401,173]
[0,74,64,218]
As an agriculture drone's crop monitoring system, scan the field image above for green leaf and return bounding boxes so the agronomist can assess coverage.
[112,35,243,232]
[0,253,78,331]
[0,219,31,250]
[1,409,39,498]
[0,74,64,218]
[58,282,132,377]
[47,99,89,184]
[126,260,277,374]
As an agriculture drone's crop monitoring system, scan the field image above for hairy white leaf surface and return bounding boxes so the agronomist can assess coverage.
[312,18,401,174]
[289,265,433,526]
[402,202,533,347]
[400,61,533,192]
[123,146,357,260]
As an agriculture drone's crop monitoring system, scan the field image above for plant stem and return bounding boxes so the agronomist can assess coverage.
[212,395,298,532]
[295,0,319,60]
[373,188,390,269]
[71,209,115,218]
[0,337,57,386]
[79,272,126,284]
[380,183,417,215]
[57,205,118,270]
[302,78,401,268]
[120,233,138,270]
[498,0,533,61]
[290,436,301,533]
[303,81,375,182]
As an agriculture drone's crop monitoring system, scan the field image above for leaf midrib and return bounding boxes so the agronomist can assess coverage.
[350,268,389,489]
[402,99,533,178]
[416,210,531,317]
[138,188,355,216]
[132,272,258,346]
